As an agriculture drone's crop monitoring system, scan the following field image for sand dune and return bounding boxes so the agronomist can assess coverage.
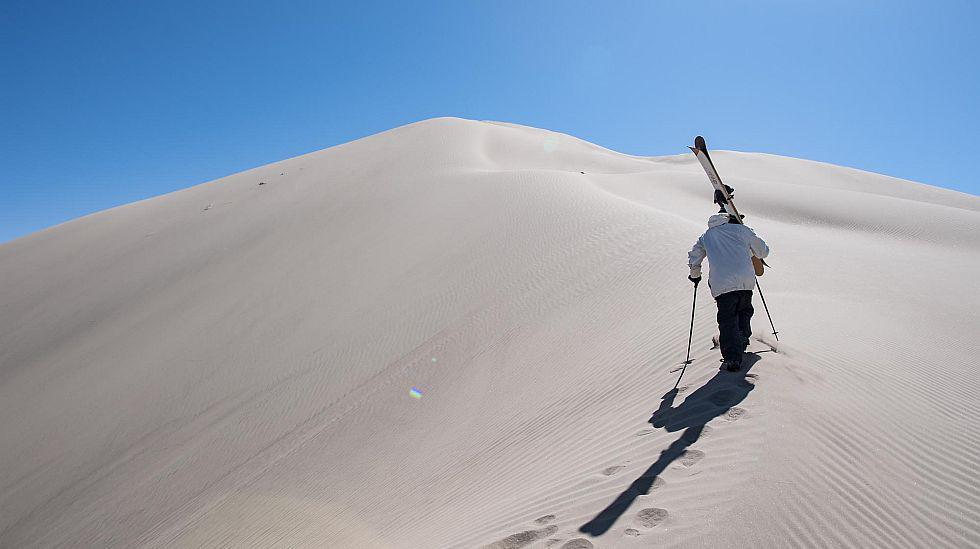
[1,118,978,548]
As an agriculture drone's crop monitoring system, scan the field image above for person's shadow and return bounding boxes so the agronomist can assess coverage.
[579,353,760,536]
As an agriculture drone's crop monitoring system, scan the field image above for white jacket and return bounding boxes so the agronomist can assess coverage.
[688,213,770,298]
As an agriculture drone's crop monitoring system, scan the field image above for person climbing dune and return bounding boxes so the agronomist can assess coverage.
[687,212,770,372]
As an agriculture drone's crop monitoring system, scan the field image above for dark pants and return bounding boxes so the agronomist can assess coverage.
[715,290,753,363]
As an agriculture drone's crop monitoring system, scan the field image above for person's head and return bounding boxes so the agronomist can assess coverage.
[708,212,731,228]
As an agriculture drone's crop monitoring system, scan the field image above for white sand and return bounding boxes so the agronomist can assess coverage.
[1,118,978,548]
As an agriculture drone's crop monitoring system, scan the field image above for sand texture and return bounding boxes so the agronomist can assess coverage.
[1,118,978,548]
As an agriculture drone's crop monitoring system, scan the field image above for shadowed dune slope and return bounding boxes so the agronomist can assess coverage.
[1,118,978,548]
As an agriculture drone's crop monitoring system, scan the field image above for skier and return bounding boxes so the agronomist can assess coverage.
[687,212,770,372]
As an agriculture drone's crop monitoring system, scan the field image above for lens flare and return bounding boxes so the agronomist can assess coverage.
[409,387,423,399]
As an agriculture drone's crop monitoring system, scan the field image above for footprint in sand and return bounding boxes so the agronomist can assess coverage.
[534,514,556,524]
[624,528,641,536]
[559,539,593,549]
[726,407,746,421]
[485,525,558,549]
[637,474,667,491]
[602,465,625,476]
[680,449,705,467]
[636,507,669,528]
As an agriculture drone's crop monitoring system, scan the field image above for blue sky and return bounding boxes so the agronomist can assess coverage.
[1,1,977,243]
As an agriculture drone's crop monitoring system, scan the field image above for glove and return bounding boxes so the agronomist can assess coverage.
[688,275,701,285]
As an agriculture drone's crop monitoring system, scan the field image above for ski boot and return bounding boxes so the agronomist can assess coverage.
[722,359,742,372]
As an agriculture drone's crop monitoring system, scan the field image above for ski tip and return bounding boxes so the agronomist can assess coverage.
[694,136,706,151]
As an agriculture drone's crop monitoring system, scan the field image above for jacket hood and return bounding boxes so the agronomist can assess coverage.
[708,213,731,228]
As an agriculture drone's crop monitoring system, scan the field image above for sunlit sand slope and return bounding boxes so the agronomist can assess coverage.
[1,118,978,548]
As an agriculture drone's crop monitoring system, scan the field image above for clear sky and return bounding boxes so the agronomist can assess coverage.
[2,1,977,243]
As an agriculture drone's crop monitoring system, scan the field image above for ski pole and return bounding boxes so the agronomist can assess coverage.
[674,280,699,390]
[754,280,779,341]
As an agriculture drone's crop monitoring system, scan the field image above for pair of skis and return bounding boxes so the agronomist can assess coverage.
[689,136,778,340]
[689,136,767,276]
